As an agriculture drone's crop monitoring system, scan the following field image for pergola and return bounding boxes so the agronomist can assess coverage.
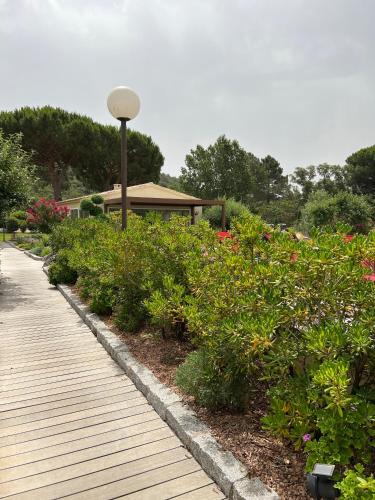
[105,196,226,230]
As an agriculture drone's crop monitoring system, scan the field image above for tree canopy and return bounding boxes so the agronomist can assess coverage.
[180,135,287,206]
[0,131,35,222]
[346,144,375,195]
[0,106,164,200]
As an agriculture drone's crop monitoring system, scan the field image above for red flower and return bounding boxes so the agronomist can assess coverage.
[343,234,354,243]
[363,274,375,282]
[263,233,271,242]
[290,252,298,262]
[217,231,232,241]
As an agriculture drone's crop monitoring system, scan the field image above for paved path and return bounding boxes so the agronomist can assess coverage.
[0,245,224,500]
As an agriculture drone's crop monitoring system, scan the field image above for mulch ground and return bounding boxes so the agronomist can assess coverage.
[107,322,310,500]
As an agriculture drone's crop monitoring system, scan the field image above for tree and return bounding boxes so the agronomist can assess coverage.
[0,107,165,200]
[256,194,301,227]
[290,166,317,202]
[258,155,288,203]
[301,190,373,233]
[346,145,375,195]
[159,172,183,191]
[291,164,348,202]
[181,135,264,203]
[0,107,79,200]
[0,131,35,223]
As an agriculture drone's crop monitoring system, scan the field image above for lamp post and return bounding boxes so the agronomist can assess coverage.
[107,86,140,230]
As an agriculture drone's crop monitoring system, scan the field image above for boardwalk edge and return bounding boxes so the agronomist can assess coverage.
[46,268,279,500]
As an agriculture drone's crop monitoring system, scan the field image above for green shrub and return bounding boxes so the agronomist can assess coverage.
[48,251,78,286]
[89,205,103,216]
[48,208,375,474]
[91,194,104,205]
[336,465,375,499]
[18,220,27,232]
[10,210,27,221]
[176,349,249,410]
[301,190,373,233]
[80,197,103,216]
[18,242,32,250]
[30,246,43,256]
[80,198,95,212]
[41,246,52,257]
[203,198,250,229]
[6,216,19,232]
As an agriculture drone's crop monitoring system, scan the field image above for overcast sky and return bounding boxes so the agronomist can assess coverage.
[1,0,374,176]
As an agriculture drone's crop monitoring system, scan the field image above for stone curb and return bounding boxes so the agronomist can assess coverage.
[46,274,279,499]
[6,241,45,261]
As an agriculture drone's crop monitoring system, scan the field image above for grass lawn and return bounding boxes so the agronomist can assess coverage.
[0,232,38,242]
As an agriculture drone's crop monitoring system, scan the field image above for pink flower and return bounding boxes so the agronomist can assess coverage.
[303,433,311,442]
[363,274,375,282]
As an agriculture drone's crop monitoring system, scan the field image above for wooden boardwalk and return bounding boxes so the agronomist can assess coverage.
[0,245,225,499]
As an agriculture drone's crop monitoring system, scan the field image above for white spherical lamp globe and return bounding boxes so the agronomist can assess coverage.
[107,86,140,121]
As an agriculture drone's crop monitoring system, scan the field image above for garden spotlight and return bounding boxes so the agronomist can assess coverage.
[306,464,339,499]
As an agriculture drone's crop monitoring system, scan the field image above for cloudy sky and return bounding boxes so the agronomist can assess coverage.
[1,0,374,176]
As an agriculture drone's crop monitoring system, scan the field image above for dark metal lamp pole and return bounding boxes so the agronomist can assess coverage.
[107,86,140,230]
[120,118,128,230]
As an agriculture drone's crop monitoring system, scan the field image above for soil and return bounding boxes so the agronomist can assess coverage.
[107,321,310,500]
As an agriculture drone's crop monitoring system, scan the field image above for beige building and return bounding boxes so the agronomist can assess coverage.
[58,183,226,227]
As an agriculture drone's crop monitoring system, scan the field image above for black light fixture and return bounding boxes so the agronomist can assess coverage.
[306,464,340,499]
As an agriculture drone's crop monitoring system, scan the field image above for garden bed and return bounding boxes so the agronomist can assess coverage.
[107,320,309,500]
[49,213,375,500]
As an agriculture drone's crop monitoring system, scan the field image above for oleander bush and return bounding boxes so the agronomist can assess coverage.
[336,464,375,499]
[49,211,375,477]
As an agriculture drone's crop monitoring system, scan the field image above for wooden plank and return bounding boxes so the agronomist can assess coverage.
[0,409,157,458]
[0,430,178,491]
[0,382,136,417]
[0,403,152,448]
[0,396,147,438]
[0,359,120,384]
[0,366,123,393]
[0,374,130,405]
[171,483,226,499]
[119,470,215,500]
[0,351,109,376]
[0,418,166,469]
[70,459,202,500]
[0,390,141,429]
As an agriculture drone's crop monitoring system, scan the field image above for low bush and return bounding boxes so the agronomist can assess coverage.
[41,246,52,257]
[30,246,42,256]
[301,190,373,234]
[336,464,375,499]
[6,216,19,233]
[48,250,78,285]
[49,210,375,478]
[80,195,104,216]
